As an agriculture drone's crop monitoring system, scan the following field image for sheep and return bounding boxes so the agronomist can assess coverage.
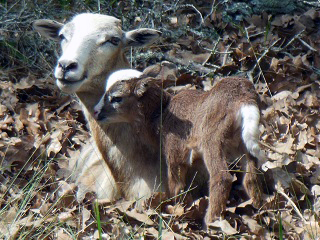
[94,73,264,227]
[33,13,162,201]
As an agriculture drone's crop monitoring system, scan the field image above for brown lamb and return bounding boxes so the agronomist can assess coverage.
[94,74,264,227]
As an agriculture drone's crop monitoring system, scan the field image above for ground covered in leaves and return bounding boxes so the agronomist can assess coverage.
[1,1,320,239]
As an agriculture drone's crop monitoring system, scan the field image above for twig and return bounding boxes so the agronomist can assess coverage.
[164,53,217,74]
[298,38,317,52]
[259,141,283,155]
[280,30,305,50]
[222,43,232,67]
[276,188,307,224]
[244,27,273,96]
[203,0,217,22]
[200,37,221,66]
[252,38,281,71]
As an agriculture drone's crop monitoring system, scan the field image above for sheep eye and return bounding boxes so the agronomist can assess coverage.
[110,96,123,103]
[109,37,120,45]
[101,36,120,46]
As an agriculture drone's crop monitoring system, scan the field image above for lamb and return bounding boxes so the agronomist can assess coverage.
[94,72,264,227]
[33,13,163,201]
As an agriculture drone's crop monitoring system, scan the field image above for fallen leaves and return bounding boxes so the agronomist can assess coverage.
[1,3,320,240]
[209,219,238,235]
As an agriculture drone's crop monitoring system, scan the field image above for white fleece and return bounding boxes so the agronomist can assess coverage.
[105,69,142,91]
[239,105,262,159]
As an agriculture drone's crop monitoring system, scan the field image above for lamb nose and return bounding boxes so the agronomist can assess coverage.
[94,110,99,118]
[58,60,78,72]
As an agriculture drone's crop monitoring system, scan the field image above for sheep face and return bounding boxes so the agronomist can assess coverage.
[33,13,161,94]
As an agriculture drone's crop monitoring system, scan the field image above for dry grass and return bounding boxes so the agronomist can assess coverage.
[1,0,320,239]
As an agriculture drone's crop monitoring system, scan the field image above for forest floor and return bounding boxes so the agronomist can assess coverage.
[0,1,320,239]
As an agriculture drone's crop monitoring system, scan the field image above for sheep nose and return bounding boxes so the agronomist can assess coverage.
[58,60,78,72]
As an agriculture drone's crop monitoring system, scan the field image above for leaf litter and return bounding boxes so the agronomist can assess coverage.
[1,5,320,240]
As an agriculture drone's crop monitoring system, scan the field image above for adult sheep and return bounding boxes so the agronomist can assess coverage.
[33,13,163,202]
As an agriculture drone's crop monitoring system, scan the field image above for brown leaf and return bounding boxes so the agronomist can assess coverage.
[1,135,35,170]
[165,204,184,217]
[126,209,154,225]
[58,212,73,222]
[56,229,74,240]
[145,227,159,238]
[209,219,238,235]
[162,230,187,240]
[47,136,62,156]
[273,134,295,155]
[296,129,308,150]
[242,215,264,236]
[81,207,91,230]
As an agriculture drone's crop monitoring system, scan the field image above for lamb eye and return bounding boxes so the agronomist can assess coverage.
[59,33,66,41]
[110,96,123,103]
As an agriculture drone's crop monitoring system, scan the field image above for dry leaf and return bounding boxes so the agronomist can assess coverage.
[242,215,264,236]
[82,207,91,230]
[1,4,320,239]
[162,230,187,240]
[125,209,154,226]
[273,136,295,155]
[56,229,74,240]
[209,219,238,235]
[165,204,185,216]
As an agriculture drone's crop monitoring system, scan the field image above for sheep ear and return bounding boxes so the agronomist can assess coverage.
[135,78,154,97]
[33,19,63,41]
[124,28,161,47]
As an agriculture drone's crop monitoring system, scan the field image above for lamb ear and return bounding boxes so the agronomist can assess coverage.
[124,28,161,47]
[134,78,154,97]
[33,19,63,41]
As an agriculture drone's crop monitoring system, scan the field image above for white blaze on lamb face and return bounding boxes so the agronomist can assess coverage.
[105,69,143,91]
[94,69,142,118]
